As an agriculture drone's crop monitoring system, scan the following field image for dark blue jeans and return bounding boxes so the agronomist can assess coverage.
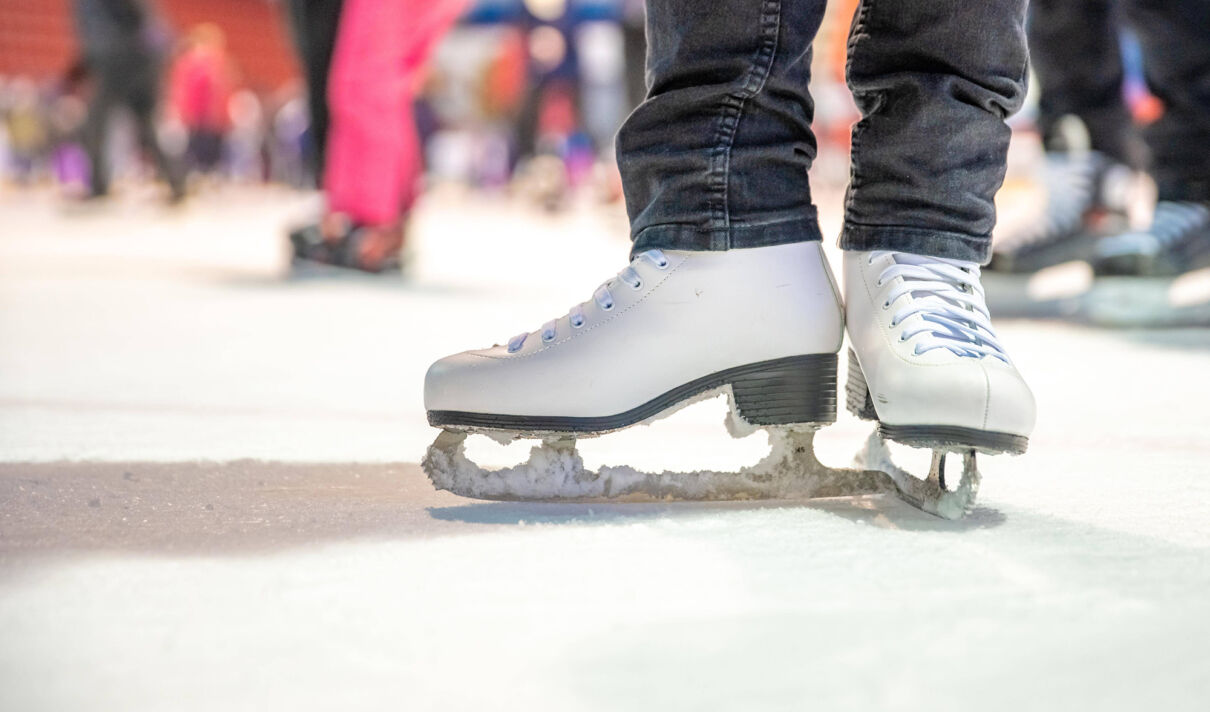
[1029,0,1210,202]
[617,0,1029,263]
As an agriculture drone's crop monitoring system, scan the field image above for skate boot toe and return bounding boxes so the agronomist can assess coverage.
[980,359,1037,440]
[423,349,520,419]
[856,356,1033,451]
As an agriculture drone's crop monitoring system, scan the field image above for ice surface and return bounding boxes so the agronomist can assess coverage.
[3,186,1210,712]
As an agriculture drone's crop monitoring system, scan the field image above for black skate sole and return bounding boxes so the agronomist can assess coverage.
[845,349,1028,455]
[428,353,837,433]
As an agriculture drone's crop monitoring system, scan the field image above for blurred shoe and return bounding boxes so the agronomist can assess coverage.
[989,151,1134,273]
[1091,201,1210,277]
[339,223,406,274]
[289,213,355,266]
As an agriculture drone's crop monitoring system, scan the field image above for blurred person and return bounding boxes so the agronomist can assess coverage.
[169,23,236,176]
[991,0,1210,276]
[225,90,266,182]
[291,0,468,273]
[423,0,1037,508]
[48,62,94,194]
[2,78,47,184]
[514,1,582,163]
[73,0,185,203]
[268,88,311,186]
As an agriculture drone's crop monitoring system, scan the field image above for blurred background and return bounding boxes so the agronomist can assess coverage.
[0,0,865,207]
[1,2,1208,711]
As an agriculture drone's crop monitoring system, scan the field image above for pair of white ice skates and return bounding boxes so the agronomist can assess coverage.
[423,242,1035,519]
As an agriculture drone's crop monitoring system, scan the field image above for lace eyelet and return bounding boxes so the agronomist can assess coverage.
[657,260,669,269]
[571,318,584,328]
[898,334,908,343]
[602,302,614,311]
[881,300,890,309]
[875,279,884,288]
[631,280,642,290]
[541,334,555,343]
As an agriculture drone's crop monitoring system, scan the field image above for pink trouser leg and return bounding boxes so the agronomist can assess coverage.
[324,0,465,227]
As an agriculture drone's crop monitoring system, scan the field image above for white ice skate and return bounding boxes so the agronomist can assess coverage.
[422,242,910,509]
[844,250,1036,518]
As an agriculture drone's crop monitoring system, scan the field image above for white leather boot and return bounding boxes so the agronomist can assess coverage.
[844,250,1036,453]
[842,249,1035,519]
[426,241,844,431]
[421,242,928,508]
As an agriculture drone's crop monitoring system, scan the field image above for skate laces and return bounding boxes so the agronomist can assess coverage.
[1101,202,1210,256]
[1142,202,1209,247]
[872,251,1009,363]
[506,250,668,353]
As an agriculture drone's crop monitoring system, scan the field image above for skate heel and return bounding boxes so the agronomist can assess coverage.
[730,354,837,426]
[845,348,879,421]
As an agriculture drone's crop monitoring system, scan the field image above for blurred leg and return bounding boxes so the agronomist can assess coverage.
[1028,0,1141,167]
[841,0,1029,262]
[82,79,117,197]
[285,0,345,182]
[1123,0,1210,201]
[130,92,186,200]
[324,0,463,226]
[616,0,827,253]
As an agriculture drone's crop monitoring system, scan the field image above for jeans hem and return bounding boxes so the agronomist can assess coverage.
[839,222,990,262]
[631,211,822,254]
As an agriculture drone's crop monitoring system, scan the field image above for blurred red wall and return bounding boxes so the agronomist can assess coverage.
[0,0,299,91]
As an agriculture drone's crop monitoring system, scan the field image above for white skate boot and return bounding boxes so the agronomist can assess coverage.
[422,241,901,504]
[844,250,1036,518]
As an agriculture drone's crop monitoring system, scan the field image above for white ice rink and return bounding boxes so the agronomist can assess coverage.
[1,185,1208,710]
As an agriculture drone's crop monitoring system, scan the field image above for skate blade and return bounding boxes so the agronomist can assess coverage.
[853,430,981,521]
[423,428,898,504]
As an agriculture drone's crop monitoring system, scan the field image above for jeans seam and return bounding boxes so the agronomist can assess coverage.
[844,0,874,216]
[707,0,782,246]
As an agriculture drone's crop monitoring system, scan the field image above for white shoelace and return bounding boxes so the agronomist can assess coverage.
[506,250,668,353]
[872,251,1009,363]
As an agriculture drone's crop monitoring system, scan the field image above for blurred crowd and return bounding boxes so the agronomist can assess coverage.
[0,1,867,203]
[0,0,670,203]
[0,0,1206,280]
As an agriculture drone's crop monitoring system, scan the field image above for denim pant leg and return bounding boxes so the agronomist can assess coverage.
[1028,0,1143,169]
[617,0,827,254]
[1124,0,1210,202]
[840,0,1029,263]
